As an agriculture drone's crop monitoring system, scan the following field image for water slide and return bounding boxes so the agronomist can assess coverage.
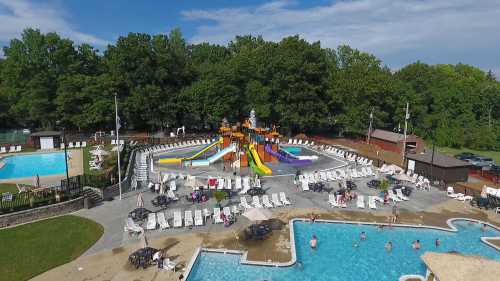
[246,149,266,176]
[264,144,311,165]
[187,144,237,167]
[158,138,222,164]
[248,144,272,175]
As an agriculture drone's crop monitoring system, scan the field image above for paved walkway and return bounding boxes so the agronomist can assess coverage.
[77,168,449,255]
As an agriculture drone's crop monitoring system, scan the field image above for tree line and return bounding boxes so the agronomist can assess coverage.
[0,28,498,150]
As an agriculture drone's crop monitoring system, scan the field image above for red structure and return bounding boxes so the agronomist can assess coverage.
[367,129,425,154]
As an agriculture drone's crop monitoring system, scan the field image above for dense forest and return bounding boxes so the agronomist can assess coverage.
[0,29,498,150]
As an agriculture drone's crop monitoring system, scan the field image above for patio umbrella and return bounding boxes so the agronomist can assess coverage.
[242,208,273,222]
[136,192,144,208]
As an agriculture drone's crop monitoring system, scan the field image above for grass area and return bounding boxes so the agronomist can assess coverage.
[0,215,103,281]
[437,147,500,164]
[0,183,18,194]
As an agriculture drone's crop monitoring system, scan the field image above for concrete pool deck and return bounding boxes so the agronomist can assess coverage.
[30,199,500,281]
[0,149,83,185]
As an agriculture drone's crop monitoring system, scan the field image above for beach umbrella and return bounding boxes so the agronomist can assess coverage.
[242,208,273,222]
[136,192,144,208]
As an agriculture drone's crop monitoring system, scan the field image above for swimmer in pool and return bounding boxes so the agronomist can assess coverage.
[360,231,366,240]
[412,240,421,250]
[385,241,393,252]
[310,235,318,249]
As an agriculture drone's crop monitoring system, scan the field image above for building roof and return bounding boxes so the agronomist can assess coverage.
[369,129,420,143]
[406,150,470,168]
[421,252,500,281]
[30,131,62,137]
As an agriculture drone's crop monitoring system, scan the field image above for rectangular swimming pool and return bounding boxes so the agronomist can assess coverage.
[0,152,66,180]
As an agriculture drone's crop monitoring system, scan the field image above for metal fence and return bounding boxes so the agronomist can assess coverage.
[0,176,84,214]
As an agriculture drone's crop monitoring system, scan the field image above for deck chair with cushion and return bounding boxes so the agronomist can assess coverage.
[173,211,183,228]
[184,210,193,227]
[262,195,274,208]
[252,196,263,208]
[157,212,170,229]
[194,210,204,226]
[240,196,252,210]
[146,213,157,230]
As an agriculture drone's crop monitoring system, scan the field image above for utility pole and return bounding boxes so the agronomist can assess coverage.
[402,103,409,163]
[115,93,122,200]
[367,108,374,144]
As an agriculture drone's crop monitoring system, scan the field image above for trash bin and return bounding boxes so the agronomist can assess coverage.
[84,197,92,209]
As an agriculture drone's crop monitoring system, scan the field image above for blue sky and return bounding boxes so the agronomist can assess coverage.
[1,0,500,75]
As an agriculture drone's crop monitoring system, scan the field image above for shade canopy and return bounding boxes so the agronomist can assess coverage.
[242,208,273,221]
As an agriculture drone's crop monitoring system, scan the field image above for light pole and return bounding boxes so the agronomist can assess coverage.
[57,121,70,188]
[115,93,122,200]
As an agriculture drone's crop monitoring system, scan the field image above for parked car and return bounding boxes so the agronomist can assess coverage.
[468,156,495,168]
[454,152,475,161]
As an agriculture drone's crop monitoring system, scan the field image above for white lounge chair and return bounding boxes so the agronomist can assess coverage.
[223,207,232,218]
[146,213,157,230]
[262,195,273,208]
[0,147,6,153]
[279,192,291,205]
[194,210,203,226]
[357,195,365,208]
[81,141,87,147]
[203,208,211,221]
[169,181,177,191]
[240,177,251,194]
[271,193,283,207]
[213,208,224,224]
[167,190,179,201]
[396,189,409,201]
[447,186,463,198]
[163,258,177,272]
[388,190,402,202]
[173,211,183,228]
[9,146,15,152]
[235,176,242,190]
[157,212,170,229]
[232,205,240,215]
[240,196,252,209]
[225,177,232,190]
[298,139,303,145]
[15,145,21,152]
[288,139,293,144]
[368,196,377,209]
[68,142,74,148]
[75,141,81,148]
[301,179,310,191]
[184,210,193,227]
[252,196,263,208]
[124,218,143,234]
[328,194,339,207]
[217,178,225,190]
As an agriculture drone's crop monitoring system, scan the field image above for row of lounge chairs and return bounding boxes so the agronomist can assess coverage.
[139,138,218,155]
[287,139,315,146]
[322,146,373,165]
[204,176,255,194]
[61,141,87,149]
[239,193,291,209]
[0,145,22,153]
[447,186,473,201]
[328,194,386,209]
[111,139,125,145]
[297,168,375,191]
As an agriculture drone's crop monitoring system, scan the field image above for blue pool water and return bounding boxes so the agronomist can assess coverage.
[187,220,500,281]
[282,146,302,155]
[0,152,66,179]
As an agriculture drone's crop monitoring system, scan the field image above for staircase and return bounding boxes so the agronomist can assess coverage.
[82,187,103,205]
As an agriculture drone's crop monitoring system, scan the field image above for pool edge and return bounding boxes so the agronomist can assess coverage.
[183,217,500,280]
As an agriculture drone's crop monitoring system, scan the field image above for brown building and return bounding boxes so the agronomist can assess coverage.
[406,151,470,184]
[367,129,425,154]
[30,131,62,150]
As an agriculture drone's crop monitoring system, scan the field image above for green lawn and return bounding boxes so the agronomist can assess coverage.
[0,215,103,281]
[438,147,500,164]
[83,145,115,175]
[0,183,19,194]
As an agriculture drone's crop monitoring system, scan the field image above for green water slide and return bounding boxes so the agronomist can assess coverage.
[246,148,266,176]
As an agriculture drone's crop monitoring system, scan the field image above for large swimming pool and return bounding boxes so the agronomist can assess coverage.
[0,152,66,180]
[187,220,500,281]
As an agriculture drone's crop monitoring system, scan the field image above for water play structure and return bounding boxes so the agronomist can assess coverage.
[158,109,317,175]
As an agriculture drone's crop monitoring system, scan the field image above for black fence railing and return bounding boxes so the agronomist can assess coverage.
[0,176,84,215]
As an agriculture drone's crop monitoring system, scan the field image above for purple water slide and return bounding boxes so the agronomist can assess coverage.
[265,144,311,165]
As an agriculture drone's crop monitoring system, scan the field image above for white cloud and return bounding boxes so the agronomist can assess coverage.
[0,0,110,47]
[182,0,500,74]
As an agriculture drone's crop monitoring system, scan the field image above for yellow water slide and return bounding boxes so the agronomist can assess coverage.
[248,143,272,175]
[158,138,222,164]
